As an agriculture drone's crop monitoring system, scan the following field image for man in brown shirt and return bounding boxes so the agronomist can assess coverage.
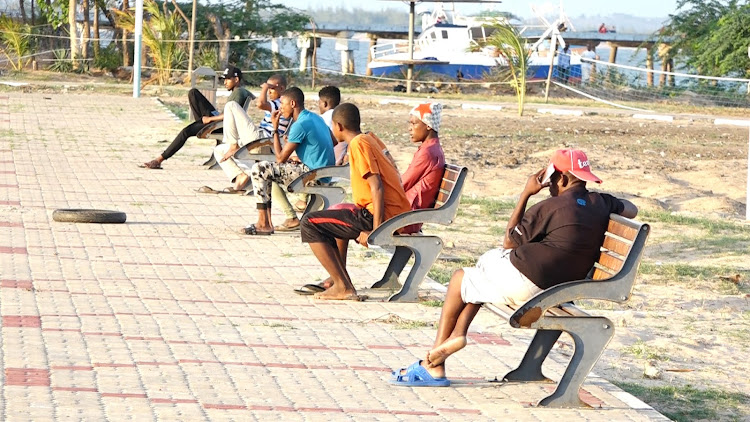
[390,149,638,387]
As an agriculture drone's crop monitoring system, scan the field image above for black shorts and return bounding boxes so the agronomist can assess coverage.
[300,207,374,245]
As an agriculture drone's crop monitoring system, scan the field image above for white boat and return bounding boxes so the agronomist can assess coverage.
[368,2,582,81]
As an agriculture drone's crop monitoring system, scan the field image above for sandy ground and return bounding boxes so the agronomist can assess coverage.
[346,100,750,418]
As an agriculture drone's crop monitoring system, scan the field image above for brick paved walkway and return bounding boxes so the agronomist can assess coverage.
[0,92,667,421]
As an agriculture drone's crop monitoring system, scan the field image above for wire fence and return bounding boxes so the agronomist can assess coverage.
[553,56,750,110]
[4,29,750,110]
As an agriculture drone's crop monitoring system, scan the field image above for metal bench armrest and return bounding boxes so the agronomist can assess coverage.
[197,121,222,139]
[233,137,274,160]
[287,164,350,193]
[367,208,445,245]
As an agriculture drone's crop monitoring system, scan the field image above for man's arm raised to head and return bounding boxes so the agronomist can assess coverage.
[619,199,638,219]
[503,168,548,249]
[256,83,274,112]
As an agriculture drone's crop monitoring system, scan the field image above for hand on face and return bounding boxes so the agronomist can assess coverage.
[271,109,281,130]
[522,168,550,196]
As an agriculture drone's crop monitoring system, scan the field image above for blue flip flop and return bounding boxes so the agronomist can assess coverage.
[391,360,422,379]
[389,361,450,387]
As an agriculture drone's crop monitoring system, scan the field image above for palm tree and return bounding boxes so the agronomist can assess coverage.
[114,0,185,86]
[484,24,530,116]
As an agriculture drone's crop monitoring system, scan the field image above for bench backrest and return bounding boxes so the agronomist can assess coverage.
[592,217,641,280]
[589,214,650,302]
[426,163,468,225]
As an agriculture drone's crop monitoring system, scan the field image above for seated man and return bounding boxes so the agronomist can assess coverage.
[293,103,444,296]
[402,102,446,217]
[291,85,344,214]
[318,85,346,165]
[214,73,290,192]
[390,149,638,387]
[141,66,253,169]
[243,87,335,236]
[299,103,412,301]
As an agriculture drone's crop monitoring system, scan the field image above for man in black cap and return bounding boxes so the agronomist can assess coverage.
[141,65,254,169]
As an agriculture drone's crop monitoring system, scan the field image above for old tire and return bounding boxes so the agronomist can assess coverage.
[52,209,127,224]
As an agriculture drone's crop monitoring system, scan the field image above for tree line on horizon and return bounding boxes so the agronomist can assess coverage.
[0,0,748,82]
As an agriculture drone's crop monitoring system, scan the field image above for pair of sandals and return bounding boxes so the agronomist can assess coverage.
[197,186,246,195]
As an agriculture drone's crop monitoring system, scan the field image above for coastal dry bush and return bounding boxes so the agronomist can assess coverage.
[114,0,185,86]
[0,15,34,71]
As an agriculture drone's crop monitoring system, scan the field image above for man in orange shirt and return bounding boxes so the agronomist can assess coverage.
[299,103,411,301]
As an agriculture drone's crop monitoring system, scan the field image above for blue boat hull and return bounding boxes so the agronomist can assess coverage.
[370,63,583,81]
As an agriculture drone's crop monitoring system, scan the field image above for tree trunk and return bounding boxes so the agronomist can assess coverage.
[207,13,230,68]
[82,0,90,60]
[19,0,27,23]
[93,1,100,59]
[69,0,78,69]
[121,0,130,66]
[31,0,35,25]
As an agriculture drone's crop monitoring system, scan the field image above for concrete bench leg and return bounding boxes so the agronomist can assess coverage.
[503,329,562,383]
[371,246,412,290]
[372,236,442,302]
[537,316,615,408]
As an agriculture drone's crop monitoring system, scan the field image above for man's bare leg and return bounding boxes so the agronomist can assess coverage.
[309,241,358,300]
[234,173,250,191]
[314,240,349,290]
[253,208,274,234]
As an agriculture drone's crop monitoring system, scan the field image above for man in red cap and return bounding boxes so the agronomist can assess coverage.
[390,148,638,387]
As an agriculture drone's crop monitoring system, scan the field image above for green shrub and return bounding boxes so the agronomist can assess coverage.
[48,49,73,73]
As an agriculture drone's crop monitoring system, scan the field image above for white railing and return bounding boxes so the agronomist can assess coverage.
[370,41,411,61]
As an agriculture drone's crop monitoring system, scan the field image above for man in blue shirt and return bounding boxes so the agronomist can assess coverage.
[242,87,336,235]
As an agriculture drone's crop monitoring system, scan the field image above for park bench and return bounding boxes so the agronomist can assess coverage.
[366,163,468,302]
[287,163,468,302]
[487,214,650,408]
[197,95,255,167]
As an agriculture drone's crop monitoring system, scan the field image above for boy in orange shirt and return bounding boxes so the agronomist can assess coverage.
[300,103,410,301]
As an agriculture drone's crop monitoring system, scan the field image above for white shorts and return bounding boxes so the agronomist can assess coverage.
[461,248,543,306]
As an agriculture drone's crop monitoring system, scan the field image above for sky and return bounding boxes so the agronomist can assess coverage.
[297,0,681,19]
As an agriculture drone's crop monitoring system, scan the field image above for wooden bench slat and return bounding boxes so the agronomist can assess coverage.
[592,264,615,280]
[442,169,461,182]
[602,234,632,256]
[439,178,456,191]
[607,220,639,241]
[598,251,625,273]
[559,303,590,317]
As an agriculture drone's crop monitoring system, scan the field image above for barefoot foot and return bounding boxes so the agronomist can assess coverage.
[426,336,467,368]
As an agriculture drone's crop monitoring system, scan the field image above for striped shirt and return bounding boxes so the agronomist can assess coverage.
[258,98,290,138]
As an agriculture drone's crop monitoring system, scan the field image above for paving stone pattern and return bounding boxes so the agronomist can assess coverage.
[0,93,668,421]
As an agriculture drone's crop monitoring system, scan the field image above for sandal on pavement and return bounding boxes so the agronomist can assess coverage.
[241,224,273,236]
[391,360,422,379]
[197,186,219,194]
[389,361,450,387]
[222,187,246,194]
[293,283,326,296]
[275,221,300,232]
[139,160,162,169]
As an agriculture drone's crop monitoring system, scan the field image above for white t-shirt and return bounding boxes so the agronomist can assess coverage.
[321,109,334,130]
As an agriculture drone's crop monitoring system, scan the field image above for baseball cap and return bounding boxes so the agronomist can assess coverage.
[219,65,242,80]
[541,149,602,184]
